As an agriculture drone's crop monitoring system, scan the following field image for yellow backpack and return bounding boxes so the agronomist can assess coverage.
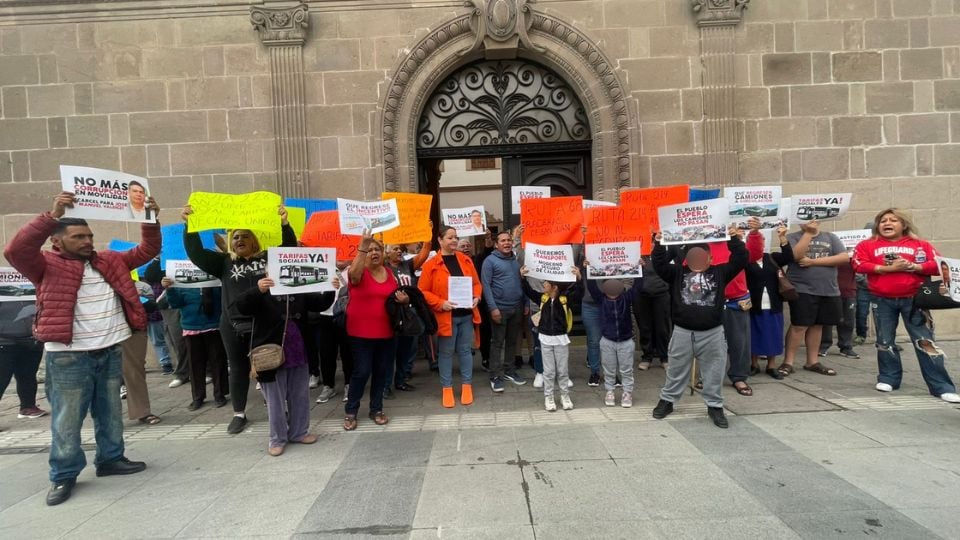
[536,293,573,333]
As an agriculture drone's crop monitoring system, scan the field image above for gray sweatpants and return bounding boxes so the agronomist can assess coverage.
[541,342,570,397]
[600,337,635,393]
[660,325,727,409]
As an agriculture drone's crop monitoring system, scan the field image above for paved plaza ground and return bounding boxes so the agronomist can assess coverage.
[2,340,960,539]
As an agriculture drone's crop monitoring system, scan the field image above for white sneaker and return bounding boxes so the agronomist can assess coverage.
[940,392,960,403]
[255,382,261,391]
[875,383,893,392]
[533,373,544,388]
[621,392,633,408]
[309,375,320,389]
[316,386,336,403]
[205,376,213,385]
[560,394,574,410]
[545,395,557,412]
[604,390,616,407]
[168,378,185,389]
[342,385,349,402]
[638,361,651,371]
[567,379,574,389]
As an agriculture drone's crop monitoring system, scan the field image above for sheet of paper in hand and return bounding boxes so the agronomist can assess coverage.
[791,193,852,223]
[725,186,782,230]
[165,260,221,288]
[0,267,36,302]
[658,199,730,245]
[337,198,400,235]
[834,229,872,254]
[511,186,550,215]
[61,165,154,223]
[268,247,337,295]
[585,242,642,280]
[448,276,474,308]
[523,242,576,282]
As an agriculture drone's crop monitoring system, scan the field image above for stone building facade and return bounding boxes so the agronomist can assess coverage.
[1,0,959,331]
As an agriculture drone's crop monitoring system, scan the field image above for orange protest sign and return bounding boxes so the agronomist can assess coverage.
[619,185,690,231]
[520,195,584,246]
[300,210,361,261]
[584,206,655,254]
[381,192,433,245]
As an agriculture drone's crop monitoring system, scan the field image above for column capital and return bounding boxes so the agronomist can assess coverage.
[691,0,750,27]
[251,3,309,47]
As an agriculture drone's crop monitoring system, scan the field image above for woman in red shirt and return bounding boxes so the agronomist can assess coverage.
[851,208,958,403]
[343,229,410,430]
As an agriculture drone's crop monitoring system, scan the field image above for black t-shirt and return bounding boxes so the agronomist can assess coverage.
[443,255,473,317]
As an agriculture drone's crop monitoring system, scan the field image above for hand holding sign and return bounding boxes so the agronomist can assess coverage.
[52,192,76,219]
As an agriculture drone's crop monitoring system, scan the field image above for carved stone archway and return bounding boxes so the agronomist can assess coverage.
[378,2,635,202]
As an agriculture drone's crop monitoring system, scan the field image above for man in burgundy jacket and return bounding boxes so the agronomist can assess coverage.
[4,192,161,506]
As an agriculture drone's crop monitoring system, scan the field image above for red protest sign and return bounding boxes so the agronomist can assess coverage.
[520,196,584,246]
[619,185,690,231]
[300,210,361,261]
[584,206,655,254]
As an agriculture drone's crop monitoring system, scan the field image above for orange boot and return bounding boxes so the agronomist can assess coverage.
[442,386,455,408]
[460,383,474,406]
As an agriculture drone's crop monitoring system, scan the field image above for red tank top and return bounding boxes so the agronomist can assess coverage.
[346,267,397,339]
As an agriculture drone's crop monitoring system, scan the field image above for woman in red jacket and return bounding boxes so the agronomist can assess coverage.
[418,226,482,408]
[851,208,959,403]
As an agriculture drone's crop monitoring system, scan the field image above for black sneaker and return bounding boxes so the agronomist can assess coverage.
[707,407,728,429]
[187,400,203,411]
[96,456,146,477]
[161,365,174,375]
[652,399,674,419]
[214,397,228,408]
[383,387,396,400]
[226,415,248,434]
[817,350,828,358]
[588,372,601,387]
[46,479,76,506]
[839,349,860,359]
[481,358,490,372]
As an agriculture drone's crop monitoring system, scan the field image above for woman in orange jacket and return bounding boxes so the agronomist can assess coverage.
[418,226,482,408]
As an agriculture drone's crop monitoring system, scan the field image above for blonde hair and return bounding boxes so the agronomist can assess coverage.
[871,208,919,239]
[227,229,265,260]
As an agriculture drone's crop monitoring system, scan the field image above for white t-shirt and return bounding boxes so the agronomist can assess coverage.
[539,333,571,346]
[757,259,771,311]
[46,262,132,352]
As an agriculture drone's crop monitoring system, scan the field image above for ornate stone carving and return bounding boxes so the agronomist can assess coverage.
[691,0,750,27]
[460,0,543,58]
[251,3,309,46]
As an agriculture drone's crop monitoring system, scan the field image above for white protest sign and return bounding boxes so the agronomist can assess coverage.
[61,165,154,223]
[442,206,487,237]
[165,260,221,288]
[761,197,794,251]
[511,186,550,214]
[0,267,35,302]
[448,276,474,308]
[658,199,730,245]
[320,270,350,316]
[585,242,642,280]
[523,242,576,282]
[337,198,400,235]
[834,229,873,254]
[725,186,782,230]
[938,257,960,303]
[791,193,852,223]
[268,247,336,295]
[582,199,616,210]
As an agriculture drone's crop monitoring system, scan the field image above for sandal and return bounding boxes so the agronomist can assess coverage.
[343,415,357,431]
[138,414,161,425]
[369,411,389,426]
[694,379,703,390]
[776,363,794,377]
[803,363,837,376]
[765,368,785,380]
[733,382,753,396]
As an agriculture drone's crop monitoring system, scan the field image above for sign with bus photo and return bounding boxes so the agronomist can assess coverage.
[0,267,35,302]
[337,198,400,235]
[791,193,852,223]
[724,186,783,230]
[165,260,221,288]
[268,247,337,295]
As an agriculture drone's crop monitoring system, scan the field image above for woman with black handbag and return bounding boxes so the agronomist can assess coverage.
[851,208,959,403]
[745,221,794,379]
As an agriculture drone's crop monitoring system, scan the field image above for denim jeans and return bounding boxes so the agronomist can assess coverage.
[46,345,126,482]
[146,319,171,368]
[580,301,602,375]
[345,337,396,416]
[871,296,955,396]
[438,315,474,387]
[386,335,418,388]
[855,283,871,338]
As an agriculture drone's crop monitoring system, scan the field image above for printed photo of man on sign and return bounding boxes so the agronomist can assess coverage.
[442,206,487,237]
[60,165,157,224]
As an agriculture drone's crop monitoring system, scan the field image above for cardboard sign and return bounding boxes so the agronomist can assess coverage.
[511,186,550,214]
[834,229,872,254]
[187,191,282,233]
[658,198,730,245]
[523,242,577,282]
[268,247,337,295]
[791,193,852,223]
[584,205,655,255]
[337,198,400,235]
[381,192,432,244]
[61,165,154,223]
[619,185,690,229]
[725,186,783,230]
[582,199,616,210]
[165,260,221,288]
[520,195,584,246]
[160,224,220,264]
[442,205,487,238]
[301,210,361,261]
[690,188,721,201]
[0,267,35,302]
[107,238,152,276]
[284,198,337,218]
[585,242,643,280]
[937,257,960,303]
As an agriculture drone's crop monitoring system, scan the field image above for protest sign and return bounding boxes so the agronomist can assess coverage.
[834,229,872,254]
[442,206,487,237]
[690,188,721,201]
[61,165,153,223]
[301,211,361,261]
[337,198,400,235]
[582,199,616,210]
[511,186,550,214]
[619,184,690,232]
[523,242,576,282]
[520,195,583,246]
[791,193,852,223]
[284,198,337,218]
[252,206,306,248]
[658,198,730,245]
[165,260,221,288]
[0,267,35,302]
[268,247,337,295]
[448,277,474,308]
[160,224,220,264]
[187,191,281,233]
[585,242,642,280]
[583,206,654,254]
[381,192,432,244]
[107,238,153,276]
[725,186,783,230]
[938,257,960,303]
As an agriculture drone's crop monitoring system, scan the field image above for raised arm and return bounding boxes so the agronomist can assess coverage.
[651,234,678,283]
[348,229,374,286]
[4,212,60,284]
[411,243,431,271]
[120,222,162,271]
[719,234,749,283]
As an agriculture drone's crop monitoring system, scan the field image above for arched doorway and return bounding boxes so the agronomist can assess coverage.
[416,59,592,228]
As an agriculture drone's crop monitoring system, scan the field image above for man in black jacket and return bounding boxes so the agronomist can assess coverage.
[650,224,747,428]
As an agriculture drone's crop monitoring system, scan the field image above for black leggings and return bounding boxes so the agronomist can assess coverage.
[220,319,251,413]
[317,315,353,388]
[0,342,43,409]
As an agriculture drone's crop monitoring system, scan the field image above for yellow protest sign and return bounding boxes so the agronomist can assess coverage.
[187,191,282,233]
[381,192,433,245]
[243,206,307,248]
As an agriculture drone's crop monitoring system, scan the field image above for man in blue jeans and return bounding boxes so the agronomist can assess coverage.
[4,192,160,506]
[482,230,527,392]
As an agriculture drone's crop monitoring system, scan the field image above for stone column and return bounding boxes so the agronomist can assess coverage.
[251,3,310,198]
[692,0,749,186]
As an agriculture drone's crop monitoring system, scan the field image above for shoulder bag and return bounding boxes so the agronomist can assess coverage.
[249,300,289,375]
[913,278,960,310]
